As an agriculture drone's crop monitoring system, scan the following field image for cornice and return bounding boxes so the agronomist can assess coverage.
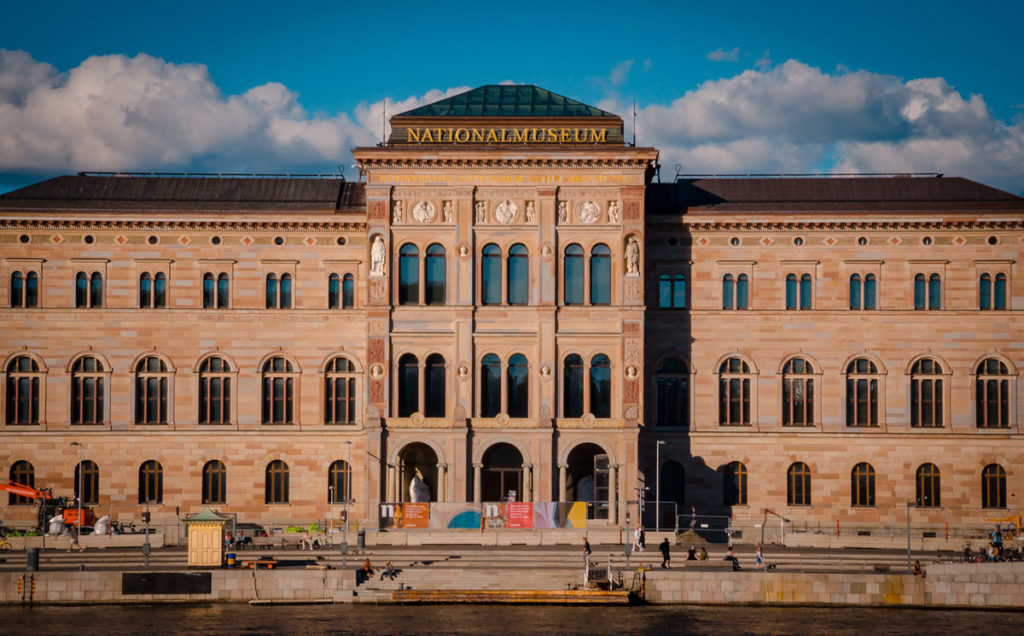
[649,220,1024,232]
[0,220,367,232]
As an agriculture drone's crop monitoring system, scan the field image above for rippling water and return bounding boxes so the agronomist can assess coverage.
[5,604,1023,635]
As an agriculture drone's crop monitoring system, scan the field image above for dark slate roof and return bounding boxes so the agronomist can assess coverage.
[397,85,618,118]
[647,176,1024,214]
[0,175,365,212]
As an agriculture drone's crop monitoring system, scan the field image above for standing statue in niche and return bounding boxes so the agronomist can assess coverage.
[370,235,387,276]
[443,201,453,223]
[525,201,536,223]
[625,237,640,275]
[608,201,620,223]
[409,468,431,502]
[475,201,487,223]
[557,201,568,223]
[392,201,403,223]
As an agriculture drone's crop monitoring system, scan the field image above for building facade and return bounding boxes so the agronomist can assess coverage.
[1,85,1021,537]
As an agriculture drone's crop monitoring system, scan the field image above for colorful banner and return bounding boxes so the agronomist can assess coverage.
[379,502,588,529]
[508,502,534,529]
[402,503,429,528]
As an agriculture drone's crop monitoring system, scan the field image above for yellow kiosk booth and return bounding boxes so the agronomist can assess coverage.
[185,507,229,568]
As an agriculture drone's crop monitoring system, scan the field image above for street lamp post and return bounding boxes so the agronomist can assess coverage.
[906,501,914,573]
[329,485,334,532]
[343,441,352,571]
[70,442,82,534]
[655,441,665,531]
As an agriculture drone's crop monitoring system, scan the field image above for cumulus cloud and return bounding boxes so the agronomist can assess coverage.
[706,47,740,63]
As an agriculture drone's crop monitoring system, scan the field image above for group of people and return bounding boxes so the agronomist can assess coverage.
[358,559,399,583]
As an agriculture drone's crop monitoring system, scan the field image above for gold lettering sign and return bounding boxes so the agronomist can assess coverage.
[372,173,638,186]
[403,127,609,144]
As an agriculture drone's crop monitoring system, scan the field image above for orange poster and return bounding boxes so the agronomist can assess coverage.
[402,503,429,528]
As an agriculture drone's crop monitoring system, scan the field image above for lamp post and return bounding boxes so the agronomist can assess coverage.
[906,501,915,573]
[655,441,665,531]
[329,485,334,532]
[70,442,82,533]
[342,441,352,571]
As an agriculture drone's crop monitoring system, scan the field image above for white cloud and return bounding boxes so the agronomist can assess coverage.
[755,50,772,71]
[706,47,740,63]
[609,60,634,87]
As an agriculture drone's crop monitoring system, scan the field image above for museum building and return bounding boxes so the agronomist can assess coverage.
[0,85,1021,536]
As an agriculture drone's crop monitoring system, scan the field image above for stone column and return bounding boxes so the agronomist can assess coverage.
[437,463,447,503]
[385,464,395,502]
[609,464,618,525]
[473,463,482,504]
[523,464,532,502]
[558,463,567,503]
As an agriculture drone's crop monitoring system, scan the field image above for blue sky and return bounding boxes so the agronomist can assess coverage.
[1,0,1022,193]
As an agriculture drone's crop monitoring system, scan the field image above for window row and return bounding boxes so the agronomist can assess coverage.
[652,356,1015,429]
[7,459,351,506]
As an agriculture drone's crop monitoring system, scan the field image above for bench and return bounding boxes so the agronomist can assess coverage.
[684,560,735,572]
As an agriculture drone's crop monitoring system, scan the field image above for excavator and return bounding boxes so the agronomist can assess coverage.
[0,478,96,533]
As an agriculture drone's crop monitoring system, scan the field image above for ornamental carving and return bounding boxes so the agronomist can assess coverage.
[525,201,536,223]
[624,340,641,364]
[608,201,620,223]
[625,365,638,379]
[475,201,487,223]
[443,201,453,223]
[370,363,385,379]
[578,200,600,224]
[370,279,387,302]
[392,201,403,223]
[557,201,568,223]
[369,200,387,220]
[494,200,518,224]
[370,236,387,276]
[370,378,385,403]
[624,278,641,302]
[624,378,639,403]
[368,338,386,363]
[625,237,640,275]
[412,201,436,223]
[625,201,640,221]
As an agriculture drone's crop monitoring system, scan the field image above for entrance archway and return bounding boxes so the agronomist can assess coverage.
[481,443,523,502]
[396,442,438,502]
[566,442,611,519]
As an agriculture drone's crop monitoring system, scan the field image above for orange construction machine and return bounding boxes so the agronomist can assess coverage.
[0,479,96,532]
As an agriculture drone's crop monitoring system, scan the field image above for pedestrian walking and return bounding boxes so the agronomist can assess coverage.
[67,524,85,552]
[755,542,764,569]
[583,536,592,566]
[659,538,671,568]
[632,525,643,552]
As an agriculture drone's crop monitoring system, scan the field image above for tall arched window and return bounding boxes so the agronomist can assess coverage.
[976,358,1011,428]
[480,353,501,418]
[589,354,611,418]
[723,461,747,505]
[75,460,99,506]
[915,273,941,310]
[6,355,41,425]
[90,272,102,307]
[261,356,295,424]
[138,460,163,504]
[849,274,861,310]
[845,358,879,427]
[8,460,34,504]
[265,273,292,308]
[425,243,446,305]
[139,272,167,308]
[982,464,1006,509]
[910,358,943,428]
[851,462,875,507]
[481,244,502,305]
[787,462,811,506]
[590,244,611,305]
[10,271,37,308]
[324,356,357,424]
[658,274,687,309]
[399,244,420,305]
[134,356,169,425]
[71,355,105,425]
[782,358,814,426]
[718,358,751,426]
[424,354,446,417]
[786,273,812,309]
[737,274,749,309]
[849,273,877,310]
[722,274,734,310]
[75,271,102,308]
[202,460,227,505]
[217,273,230,308]
[397,354,419,417]
[916,463,940,507]
[785,274,797,309]
[982,273,1008,310]
[204,272,230,308]
[198,356,231,425]
[139,272,151,307]
[563,354,584,418]
[265,460,289,504]
[342,274,354,309]
[507,244,529,305]
[328,273,340,309]
[329,460,350,503]
[654,358,689,427]
[265,273,278,308]
[507,354,529,418]
[563,244,584,305]
[928,273,941,310]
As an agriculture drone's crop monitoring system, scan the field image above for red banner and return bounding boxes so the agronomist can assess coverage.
[507,502,534,529]
[402,503,429,528]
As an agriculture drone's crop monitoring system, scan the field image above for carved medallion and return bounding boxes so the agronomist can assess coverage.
[370,363,385,379]
[412,201,436,223]
[578,200,600,224]
[494,200,518,224]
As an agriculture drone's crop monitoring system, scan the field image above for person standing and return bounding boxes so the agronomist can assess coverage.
[632,525,643,552]
[659,538,671,569]
[755,542,764,570]
[583,536,592,567]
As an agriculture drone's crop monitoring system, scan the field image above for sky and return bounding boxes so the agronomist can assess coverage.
[1,0,1023,194]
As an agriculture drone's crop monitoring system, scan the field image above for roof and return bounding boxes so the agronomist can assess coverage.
[396,85,618,118]
[647,176,1024,214]
[0,175,365,212]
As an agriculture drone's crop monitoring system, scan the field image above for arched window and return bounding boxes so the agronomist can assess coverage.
[481,244,502,305]
[265,273,292,308]
[507,354,529,418]
[915,273,941,310]
[202,460,226,505]
[718,358,751,426]
[782,358,814,426]
[851,462,875,507]
[723,461,747,506]
[722,274,734,309]
[265,273,278,308]
[261,356,295,424]
[139,272,166,308]
[424,354,446,418]
[929,273,941,310]
[916,463,940,507]
[198,356,231,425]
[654,358,689,427]
[910,358,944,428]
[845,358,879,427]
[75,460,99,506]
[75,271,102,308]
[217,273,230,308]
[71,355,105,425]
[787,462,811,506]
[849,274,861,310]
[140,273,152,307]
[154,272,167,308]
[328,273,340,309]
[507,244,529,305]
[134,356,169,425]
[90,272,102,308]
[850,273,877,310]
[8,460,34,504]
[563,354,584,418]
[399,244,419,305]
[138,460,163,504]
[590,244,611,305]
[397,354,419,417]
[204,272,229,308]
[425,243,446,305]
[10,271,37,308]
[324,356,357,424]
[785,274,797,309]
[589,354,611,418]
[976,358,1011,428]
[980,273,1008,310]
[800,274,812,309]
[342,274,354,309]
[659,273,687,309]
[329,460,350,504]
[786,273,812,310]
[563,244,584,305]
[737,274,749,309]
[982,464,1007,509]
[480,353,501,417]
[265,460,289,504]
[6,355,41,425]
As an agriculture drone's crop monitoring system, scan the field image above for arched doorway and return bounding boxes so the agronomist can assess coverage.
[481,443,523,502]
[566,442,611,520]
[396,442,438,502]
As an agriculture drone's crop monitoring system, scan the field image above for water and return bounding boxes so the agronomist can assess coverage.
[3,604,1022,635]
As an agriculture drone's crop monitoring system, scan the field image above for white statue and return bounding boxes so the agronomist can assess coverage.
[494,200,518,224]
[392,201,403,223]
[525,201,536,223]
[412,200,435,223]
[443,201,453,223]
[370,235,386,276]
[409,468,431,503]
[608,201,620,223]
[475,201,487,223]
[557,201,567,223]
[578,200,600,224]
[625,237,640,275]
